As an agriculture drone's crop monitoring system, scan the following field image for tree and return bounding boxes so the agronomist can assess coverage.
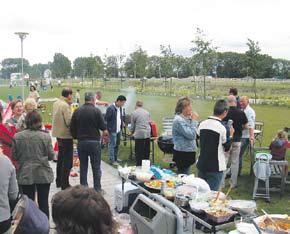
[1,58,30,79]
[191,28,217,99]
[106,55,118,78]
[30,63,50,79]
[246,39,261,102]
[124,46,148,78]
[51,53,71,79]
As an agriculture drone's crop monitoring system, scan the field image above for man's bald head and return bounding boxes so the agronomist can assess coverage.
[227,95,237,107]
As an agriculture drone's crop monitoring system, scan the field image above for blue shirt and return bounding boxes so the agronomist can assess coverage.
[172,115,198,152]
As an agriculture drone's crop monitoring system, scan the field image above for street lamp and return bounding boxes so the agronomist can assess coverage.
[15,32,29,100]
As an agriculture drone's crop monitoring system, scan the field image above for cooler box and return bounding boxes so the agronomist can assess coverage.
[129,194,176,234]
[114,182,140,213]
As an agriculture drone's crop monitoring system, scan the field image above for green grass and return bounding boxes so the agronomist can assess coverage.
[1,83,290,214]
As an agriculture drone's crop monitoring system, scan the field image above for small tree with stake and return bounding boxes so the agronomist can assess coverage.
[246,38,261,104]
[191,28,217,99]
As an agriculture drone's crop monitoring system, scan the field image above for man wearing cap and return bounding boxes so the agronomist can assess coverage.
[70,92,108,192]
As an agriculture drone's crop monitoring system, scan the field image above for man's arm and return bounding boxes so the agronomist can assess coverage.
[9,166,19,200]
[96,100,109,106]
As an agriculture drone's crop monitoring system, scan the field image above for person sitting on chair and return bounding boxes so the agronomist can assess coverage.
[269,130,290,161]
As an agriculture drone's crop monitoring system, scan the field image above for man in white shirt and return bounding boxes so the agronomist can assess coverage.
[105,95,126,165]
[239,96,256,175]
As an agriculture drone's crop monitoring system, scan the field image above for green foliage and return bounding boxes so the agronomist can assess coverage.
[51,53,71,79]
[1,58,30,79]
[125,46,148,78]
[73,56,103,78]
[30,63,50,79]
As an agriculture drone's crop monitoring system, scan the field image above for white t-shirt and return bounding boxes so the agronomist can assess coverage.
[114,103,121,133]
[242,105,256,138]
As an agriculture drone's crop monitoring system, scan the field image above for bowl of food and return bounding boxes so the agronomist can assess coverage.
[204,207,238,223]
[255,215,290,234]
[163,188,176,201]
[228,200,257,214]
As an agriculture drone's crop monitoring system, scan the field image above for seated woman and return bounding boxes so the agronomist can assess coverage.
[269,130,290,160]
[172,96,199,175]
[12,110,54,218]
[52,185,116,234]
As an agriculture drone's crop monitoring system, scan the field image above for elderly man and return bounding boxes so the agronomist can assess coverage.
[52,88,73,190]
[70,92,108,192]
[222,95,248,188]
[130,100,151,166]
[239,96,256,175]
[197,99,233,191]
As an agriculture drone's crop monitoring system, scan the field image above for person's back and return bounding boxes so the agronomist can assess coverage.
[12,129,54,185]
[197,117,227,172]
[0,154,18,234]
[131,107,151,139]
[70,103,106,140]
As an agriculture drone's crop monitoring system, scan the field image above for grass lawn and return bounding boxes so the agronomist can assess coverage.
[1,84,290,214]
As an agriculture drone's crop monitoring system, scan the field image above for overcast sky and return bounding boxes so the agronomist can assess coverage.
[1,0,290,64]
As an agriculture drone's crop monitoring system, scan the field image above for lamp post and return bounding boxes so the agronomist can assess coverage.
[15,32,29,100]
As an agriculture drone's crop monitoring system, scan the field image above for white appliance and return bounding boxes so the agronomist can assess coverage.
[114,182,140,213]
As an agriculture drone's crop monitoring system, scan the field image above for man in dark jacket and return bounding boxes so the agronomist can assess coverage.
[105,95,126,165]
[70,92,108,192]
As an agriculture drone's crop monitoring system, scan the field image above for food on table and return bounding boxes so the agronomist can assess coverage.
[144,180,175,189]
[258,215,290,233]
[205,207,237,223]
[163,188,176,200]
[228,200,256,214]
[176,185,197,197]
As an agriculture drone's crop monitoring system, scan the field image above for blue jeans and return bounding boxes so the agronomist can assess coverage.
[77,140,102,191]
[239,138,249,174]
[108,132,121,162]
[198,170,223,191]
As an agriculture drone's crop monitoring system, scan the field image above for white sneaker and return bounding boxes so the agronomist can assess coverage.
[113,161,119,166]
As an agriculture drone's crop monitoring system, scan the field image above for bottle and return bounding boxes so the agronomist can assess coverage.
[161,180,167,195]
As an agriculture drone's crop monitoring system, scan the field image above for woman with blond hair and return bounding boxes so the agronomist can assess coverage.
[269,130,290,161]
[16,98,38,131]
[172,96,199,174]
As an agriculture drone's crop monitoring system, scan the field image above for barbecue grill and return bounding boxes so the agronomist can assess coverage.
[157,135,174,154]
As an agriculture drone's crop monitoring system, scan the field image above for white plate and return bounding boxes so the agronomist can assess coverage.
[236,222,259,234]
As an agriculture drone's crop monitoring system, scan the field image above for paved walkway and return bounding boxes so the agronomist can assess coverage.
[48,160,121,230]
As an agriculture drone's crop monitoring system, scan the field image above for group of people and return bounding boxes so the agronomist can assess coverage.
[172,88,258,191]
[0,88,124,234]
[1,85,289,234]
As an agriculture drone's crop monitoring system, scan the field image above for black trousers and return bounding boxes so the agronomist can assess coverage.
[135,138,150,166]
[56,138,73,190]
[21,183,50,218]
